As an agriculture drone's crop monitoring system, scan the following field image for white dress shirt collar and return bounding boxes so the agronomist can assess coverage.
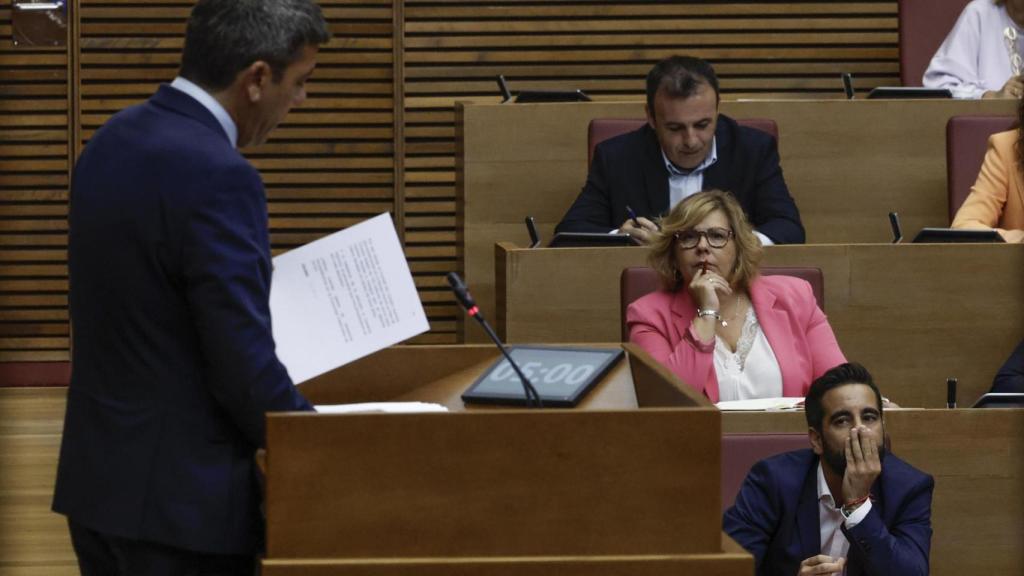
[660,137,718,177]
[169,76,239,148]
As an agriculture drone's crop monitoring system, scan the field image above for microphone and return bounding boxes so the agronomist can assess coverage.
[525,216,541,248]
[946,377,957,409]
[446,272,543,407]
[496,75,513,103]
[888,211,903,244]
[841,72,855,100]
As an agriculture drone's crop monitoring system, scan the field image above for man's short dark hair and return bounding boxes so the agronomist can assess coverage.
[805,362,883,432]
[645,55,720,117]
[180,0,331,92]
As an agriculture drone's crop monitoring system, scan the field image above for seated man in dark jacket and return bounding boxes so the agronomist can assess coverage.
[992,338,1024,393]
[724,362,933,576]
[556,55,804,245]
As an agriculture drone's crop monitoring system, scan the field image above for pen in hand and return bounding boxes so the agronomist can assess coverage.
[626,205,641,228]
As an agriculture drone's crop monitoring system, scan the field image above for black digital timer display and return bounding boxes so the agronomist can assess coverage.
[462,346,624,407]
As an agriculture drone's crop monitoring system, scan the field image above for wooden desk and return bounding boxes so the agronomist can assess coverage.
[302,351,1024,575]
[457,98,1016,341]
[496,242,1024,408]
[3,352,1020,576]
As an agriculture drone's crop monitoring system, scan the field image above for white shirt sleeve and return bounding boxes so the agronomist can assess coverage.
[923,0,1015,99]
[754,230,775,246]
[843,499,872,528]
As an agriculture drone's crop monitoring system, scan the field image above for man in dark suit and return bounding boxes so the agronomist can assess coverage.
[992,338,1024,393]
[724,363,933,576]
[52,1,330,573]
[555,55,805,245]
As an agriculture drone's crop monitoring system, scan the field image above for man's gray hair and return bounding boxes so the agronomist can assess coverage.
[180,0,330,91]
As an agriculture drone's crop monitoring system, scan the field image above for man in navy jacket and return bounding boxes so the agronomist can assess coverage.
[52,1,330,573]
[724,363,933,576]
[556,55,804,245]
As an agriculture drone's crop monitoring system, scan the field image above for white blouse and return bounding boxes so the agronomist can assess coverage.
[923,0,1022,99]
[713,306,784,401]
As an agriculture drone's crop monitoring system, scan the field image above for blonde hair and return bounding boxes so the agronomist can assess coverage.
[647,190,763,292]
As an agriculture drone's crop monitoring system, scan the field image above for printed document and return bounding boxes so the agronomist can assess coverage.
[270,213,429,384]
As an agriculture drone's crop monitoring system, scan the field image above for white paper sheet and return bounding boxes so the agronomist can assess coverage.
[715,397,804,411]
[270,213,429,384]
[314,402,448,414]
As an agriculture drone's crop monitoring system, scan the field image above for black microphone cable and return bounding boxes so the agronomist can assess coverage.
[446,272,543,408]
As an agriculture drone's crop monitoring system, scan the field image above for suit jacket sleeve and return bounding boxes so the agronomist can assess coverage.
[182,163,312,447]
[723,459,781,568]
[555,143,618,233]
[952,133,1024,243]
[992,338,1024,393]
[842,473,934,576]
[626,294,716,397]
[747,135,805,244]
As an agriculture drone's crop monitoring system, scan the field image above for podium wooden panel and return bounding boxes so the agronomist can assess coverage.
[263,537,752,576]
[263,344,751,574]
[496,242,1024,408]
[457,98,1016,342]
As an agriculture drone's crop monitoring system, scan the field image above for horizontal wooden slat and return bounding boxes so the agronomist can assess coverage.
[0,31,70,365]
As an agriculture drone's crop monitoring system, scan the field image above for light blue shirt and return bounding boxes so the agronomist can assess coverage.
[659,138,773,246]
[661,137,718,209]
[169,76,239,148]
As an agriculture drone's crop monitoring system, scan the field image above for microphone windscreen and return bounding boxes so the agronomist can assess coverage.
[446,272,476,310]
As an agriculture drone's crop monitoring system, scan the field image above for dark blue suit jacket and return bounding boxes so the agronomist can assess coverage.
[992,338,1024,393]
[53,85,312,555]
[724,449,933,576]
[554,115,805,244]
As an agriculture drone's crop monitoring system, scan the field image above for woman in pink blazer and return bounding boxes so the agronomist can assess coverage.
[951,97,1024,243]
[626,190,845,403]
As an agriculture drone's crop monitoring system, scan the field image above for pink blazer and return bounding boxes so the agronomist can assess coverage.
[626,275,846,403]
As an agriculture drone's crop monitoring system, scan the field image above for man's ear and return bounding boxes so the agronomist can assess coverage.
[242,61,272,103]
[808,427,823,456]
[644,103,655,129]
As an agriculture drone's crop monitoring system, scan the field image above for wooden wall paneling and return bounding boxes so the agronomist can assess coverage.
[0,4,72,363]
[74,0,405,335]
[405,1,898,342]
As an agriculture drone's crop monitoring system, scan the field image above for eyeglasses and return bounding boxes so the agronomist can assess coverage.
[675,227,733,249]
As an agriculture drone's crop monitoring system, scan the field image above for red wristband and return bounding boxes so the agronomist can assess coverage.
[843,494,870,510]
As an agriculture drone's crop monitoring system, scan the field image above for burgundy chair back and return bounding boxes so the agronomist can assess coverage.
[721,433,809,512]
[587,117,779,167]
[620,266,824,341]
[897,0,970,86]
[946,115,1017,222]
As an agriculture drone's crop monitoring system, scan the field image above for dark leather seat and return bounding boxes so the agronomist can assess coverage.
[946,115,1017,222]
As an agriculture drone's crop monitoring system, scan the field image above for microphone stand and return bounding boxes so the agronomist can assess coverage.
[447,272,543,408]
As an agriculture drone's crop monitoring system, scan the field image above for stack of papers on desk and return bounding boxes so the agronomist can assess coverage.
[715,397,804,411]
[314,402,448,414]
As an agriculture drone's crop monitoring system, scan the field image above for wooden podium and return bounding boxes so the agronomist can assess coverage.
[261,345,753,574]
